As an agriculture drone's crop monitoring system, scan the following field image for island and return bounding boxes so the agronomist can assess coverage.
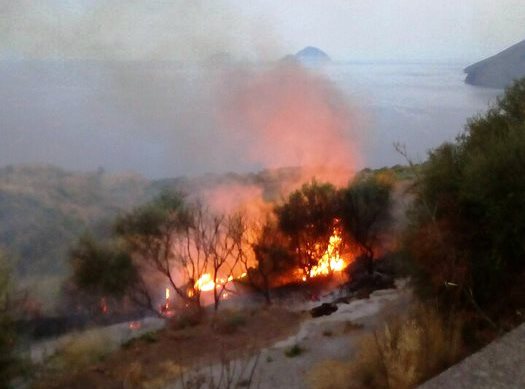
[464,39,525,89]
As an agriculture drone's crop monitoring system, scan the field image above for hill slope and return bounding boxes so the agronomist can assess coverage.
[0,165,152,275]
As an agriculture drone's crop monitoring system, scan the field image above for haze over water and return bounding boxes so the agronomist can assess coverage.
[0,61,502,178]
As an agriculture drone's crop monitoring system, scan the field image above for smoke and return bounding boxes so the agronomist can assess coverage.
[216,61,362,187]
[1,1,364,200]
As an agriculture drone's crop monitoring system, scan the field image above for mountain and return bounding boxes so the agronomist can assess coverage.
[464,39,525,88]
[294,46,331,64]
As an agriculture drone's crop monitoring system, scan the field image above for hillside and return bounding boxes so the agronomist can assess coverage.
[0,165,319,278]
[0,165,152,276]
[465,39,525,88]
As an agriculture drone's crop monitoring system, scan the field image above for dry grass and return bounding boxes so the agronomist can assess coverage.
[308,305,463,389]
[45,329,115,373]
[121,360,185,389]
[351,305,463,388]
[307,360,352,389]
[212,309,248,335]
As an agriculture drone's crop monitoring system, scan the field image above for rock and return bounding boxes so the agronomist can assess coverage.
[464,39,525,89]
[310,303,338,318]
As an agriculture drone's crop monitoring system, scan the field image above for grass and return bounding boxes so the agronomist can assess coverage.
[308,305,464,389]
[213,310,247,335]
[307,360,351,389]
[284,344,304,358]
[343,320,364,333]
[122,331,159,349]
[122,360,185,389]
[44,329,114,373]
[353,306,463,388]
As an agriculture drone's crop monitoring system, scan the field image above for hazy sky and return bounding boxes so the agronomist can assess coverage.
[1,0,525,62]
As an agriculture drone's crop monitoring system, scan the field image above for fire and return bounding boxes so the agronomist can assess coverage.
[194,273,215,292]
[309,229,347,278]
[194,273,235,292]
[164,288,170,309]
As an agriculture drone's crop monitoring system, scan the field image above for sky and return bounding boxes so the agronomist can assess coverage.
[1,0,525,62]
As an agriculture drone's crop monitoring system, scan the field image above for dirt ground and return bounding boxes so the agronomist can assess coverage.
[34,306,303,389]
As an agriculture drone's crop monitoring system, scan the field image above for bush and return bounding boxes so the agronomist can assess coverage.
[284,344,304,358]
[406,78,525,327]
[347,306,463,389]
[0,252,20,387]
[46,329,114,373]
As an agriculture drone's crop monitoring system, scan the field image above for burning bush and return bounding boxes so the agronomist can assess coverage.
[275,181,343,280]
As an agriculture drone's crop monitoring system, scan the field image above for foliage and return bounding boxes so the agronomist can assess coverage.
[0,252,20,388]
[406,78,525,324]
[338,173,394,273]
[44,329,114,374]
[242,218,295,304]
[308,306,463,389]
[70,235,137,298]
[275,181,338,278]
[284,344,305,358]
[72,191,248,314]
[213,310,247,335]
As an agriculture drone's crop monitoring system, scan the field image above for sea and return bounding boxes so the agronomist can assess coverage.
[0,61,503,178]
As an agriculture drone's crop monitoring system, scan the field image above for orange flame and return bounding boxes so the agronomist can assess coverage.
[194,273,215,292]
[309,229,347,278]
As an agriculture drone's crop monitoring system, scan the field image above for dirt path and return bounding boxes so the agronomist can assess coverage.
[169,283,412,389]
[34,307,302,389]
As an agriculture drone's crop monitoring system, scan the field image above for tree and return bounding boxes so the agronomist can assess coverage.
[241,218,295,304]
[71,192,248,315]
[406,78,525,327]
[186,206,246,312]
[275,181,338,279]
[114,191,207,312]
[338,173,393,274]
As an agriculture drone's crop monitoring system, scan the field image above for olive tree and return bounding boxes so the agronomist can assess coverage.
[275,181,339,279]
[338,174,393,274]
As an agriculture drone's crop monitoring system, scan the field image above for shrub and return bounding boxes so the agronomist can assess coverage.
[46,329,114,373]
[348,306,463,389]
[406,78,525,327]
[284,344,304,358]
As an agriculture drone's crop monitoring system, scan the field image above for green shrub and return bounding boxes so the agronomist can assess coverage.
[284,344,304,358]
[406,78,525,327]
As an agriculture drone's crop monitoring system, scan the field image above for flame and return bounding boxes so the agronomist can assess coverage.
[194,273,215,292]
[100,297,108,314]
[162,287,171,314]
[309,229,347,278]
